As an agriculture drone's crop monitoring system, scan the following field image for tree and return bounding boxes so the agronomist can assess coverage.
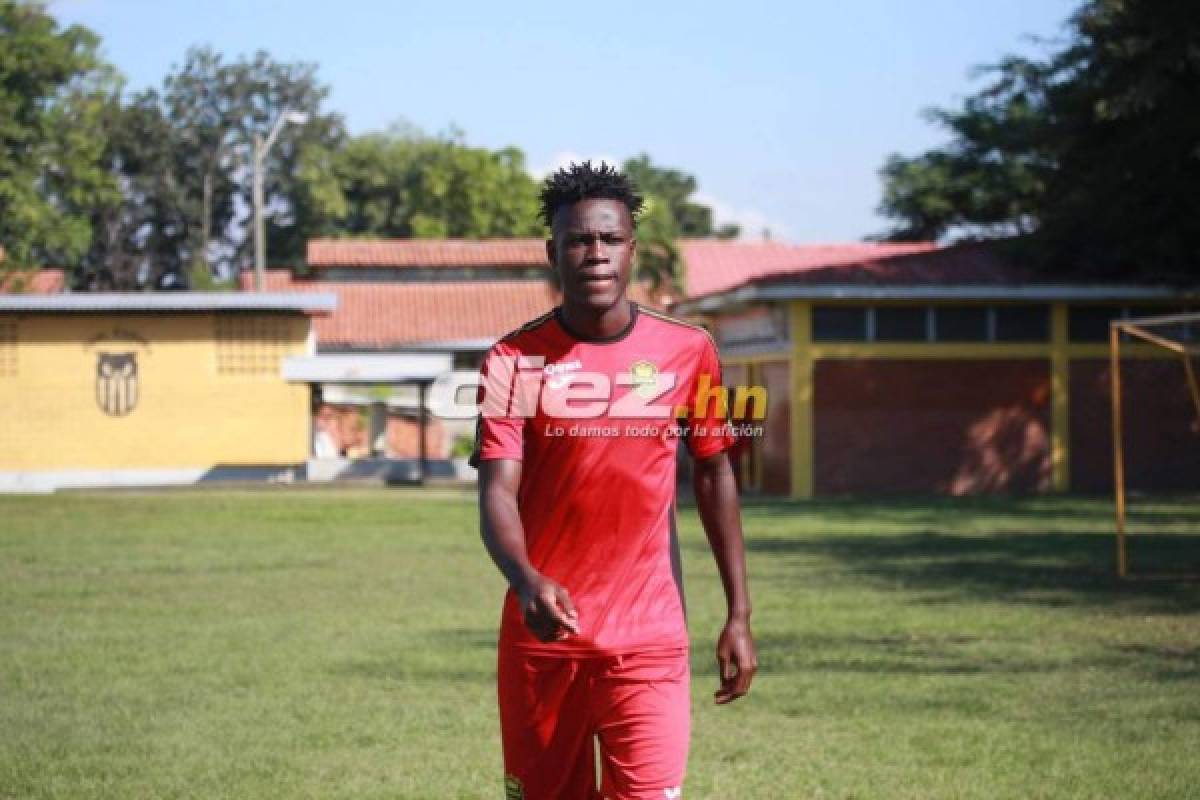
[0,1,118,278]
[297,125,543,241]
[622,153,739,239]
[618,154,739,291]
[81,90,191,288]
[632,193,683,290]
[160,46,345,284]
[877,0,1200,281]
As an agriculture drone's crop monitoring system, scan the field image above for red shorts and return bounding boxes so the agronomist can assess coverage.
[498,644,690,800]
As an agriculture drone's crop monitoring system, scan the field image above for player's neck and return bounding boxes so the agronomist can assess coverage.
[559,299,635,342]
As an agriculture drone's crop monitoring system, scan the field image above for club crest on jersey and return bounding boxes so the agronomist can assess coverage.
[630,360,660,398]
[504,774,524,799]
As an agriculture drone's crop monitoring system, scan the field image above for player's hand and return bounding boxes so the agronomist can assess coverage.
[714,616,757,704]
[516,573,580,643]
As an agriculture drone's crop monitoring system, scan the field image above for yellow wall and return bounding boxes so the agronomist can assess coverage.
[0,312,311,471]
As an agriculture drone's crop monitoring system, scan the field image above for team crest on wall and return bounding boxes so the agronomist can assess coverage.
[85,327,151,418]
[95,352,139,416]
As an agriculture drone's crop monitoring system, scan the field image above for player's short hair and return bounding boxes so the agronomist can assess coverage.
[538,161,644,228]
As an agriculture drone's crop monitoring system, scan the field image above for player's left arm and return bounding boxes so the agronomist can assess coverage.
[693,450,758,704]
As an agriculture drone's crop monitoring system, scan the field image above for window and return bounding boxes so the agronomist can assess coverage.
[934,307,988,342]
[1069,306,1126,342]
[0,320,15,377]
[1125,308,1197,344]
[994,305,1049,342]
[215,316,293,375]
[811,304,1055,343]
[812,307,868,342]
[874,307,929,342]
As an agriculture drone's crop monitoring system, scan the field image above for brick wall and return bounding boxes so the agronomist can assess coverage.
[1069,359,1200,492]
[813,359,1053,494]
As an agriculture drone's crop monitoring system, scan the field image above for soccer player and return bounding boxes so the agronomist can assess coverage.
[472,161,756,799]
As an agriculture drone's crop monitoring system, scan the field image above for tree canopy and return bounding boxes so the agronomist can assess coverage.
[0,1,118,272]
[878,0,1200,281]
[297,125,543,241]
[1,4,736,290]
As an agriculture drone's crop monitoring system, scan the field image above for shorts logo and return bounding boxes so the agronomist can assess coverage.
[664,788,682,799]
[630,360,660,398]
[504,774,524,799]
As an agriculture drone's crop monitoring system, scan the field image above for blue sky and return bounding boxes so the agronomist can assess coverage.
[50,0,1079,242]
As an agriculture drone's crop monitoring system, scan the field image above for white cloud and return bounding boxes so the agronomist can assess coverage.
[529,150,623,180]
[692,191,790,241]
[528,155,790,241]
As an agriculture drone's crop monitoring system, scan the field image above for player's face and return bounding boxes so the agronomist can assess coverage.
[548,198,636,314]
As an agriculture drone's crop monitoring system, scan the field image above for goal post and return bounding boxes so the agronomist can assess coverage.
[1110,311,1200,578]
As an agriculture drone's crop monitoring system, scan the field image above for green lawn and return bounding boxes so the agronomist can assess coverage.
[1,489,1198,799]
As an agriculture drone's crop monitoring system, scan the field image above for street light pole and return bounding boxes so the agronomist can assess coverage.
[252,110,309,292]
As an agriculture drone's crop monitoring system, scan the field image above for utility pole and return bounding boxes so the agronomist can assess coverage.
[253,111,309,291]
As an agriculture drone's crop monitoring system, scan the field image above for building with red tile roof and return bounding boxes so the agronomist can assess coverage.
[240,269,559,350]
[307,238,548,269]
[678,240,938,297]
[0,268,66,294]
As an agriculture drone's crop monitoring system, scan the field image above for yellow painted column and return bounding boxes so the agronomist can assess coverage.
[790,302,814,499]
[1050,303,1071,491]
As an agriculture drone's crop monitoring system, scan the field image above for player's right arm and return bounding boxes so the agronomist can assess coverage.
[478,456,579,642]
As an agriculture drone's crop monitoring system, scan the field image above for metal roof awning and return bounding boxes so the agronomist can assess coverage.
[0,292,337,314]
[282,353,452,383]
[674,283,1200,314]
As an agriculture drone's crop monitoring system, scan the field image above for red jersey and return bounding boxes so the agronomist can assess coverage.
[473,303,735,655]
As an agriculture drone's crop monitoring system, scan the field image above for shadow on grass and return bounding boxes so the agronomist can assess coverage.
[740,530,1200,614]
[331,656,493,685]
[744,631,1200,681]
[329,629,499,685]
[701,493,1200,530]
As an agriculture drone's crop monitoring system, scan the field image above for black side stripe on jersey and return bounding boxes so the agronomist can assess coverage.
[494,308,557,344]
[638,306,719,348]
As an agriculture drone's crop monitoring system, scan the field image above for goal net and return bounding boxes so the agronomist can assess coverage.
[1110,311,1200,577]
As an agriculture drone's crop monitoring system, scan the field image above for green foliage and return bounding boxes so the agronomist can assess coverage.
[298,124,543,241]
[878,0,1200,280]
[619,154,738,291]
[633,193,682,289]
[0,1,119,273]
[3,6,728,290]
[76,45,344,288]
[623,153,736,239]
[450,433,475,460]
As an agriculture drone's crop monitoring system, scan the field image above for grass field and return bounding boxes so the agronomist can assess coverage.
[1,489,1198,799]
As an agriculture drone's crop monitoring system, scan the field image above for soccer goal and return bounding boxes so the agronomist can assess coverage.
[1110,311,1200,577]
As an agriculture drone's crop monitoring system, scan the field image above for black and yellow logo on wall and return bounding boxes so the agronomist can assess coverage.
[85,327,150,418]
[95,352,139,416]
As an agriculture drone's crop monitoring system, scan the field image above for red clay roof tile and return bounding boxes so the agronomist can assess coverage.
[306,238,548,268]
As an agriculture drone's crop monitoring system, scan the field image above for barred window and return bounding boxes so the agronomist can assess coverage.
[874,307,929,342]
[1069,306,1127,342]
[812,307,868,342]
[935,307,988,342]
[215,316,292,375]
[994,305,1049,342]
[0,320,17,377]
